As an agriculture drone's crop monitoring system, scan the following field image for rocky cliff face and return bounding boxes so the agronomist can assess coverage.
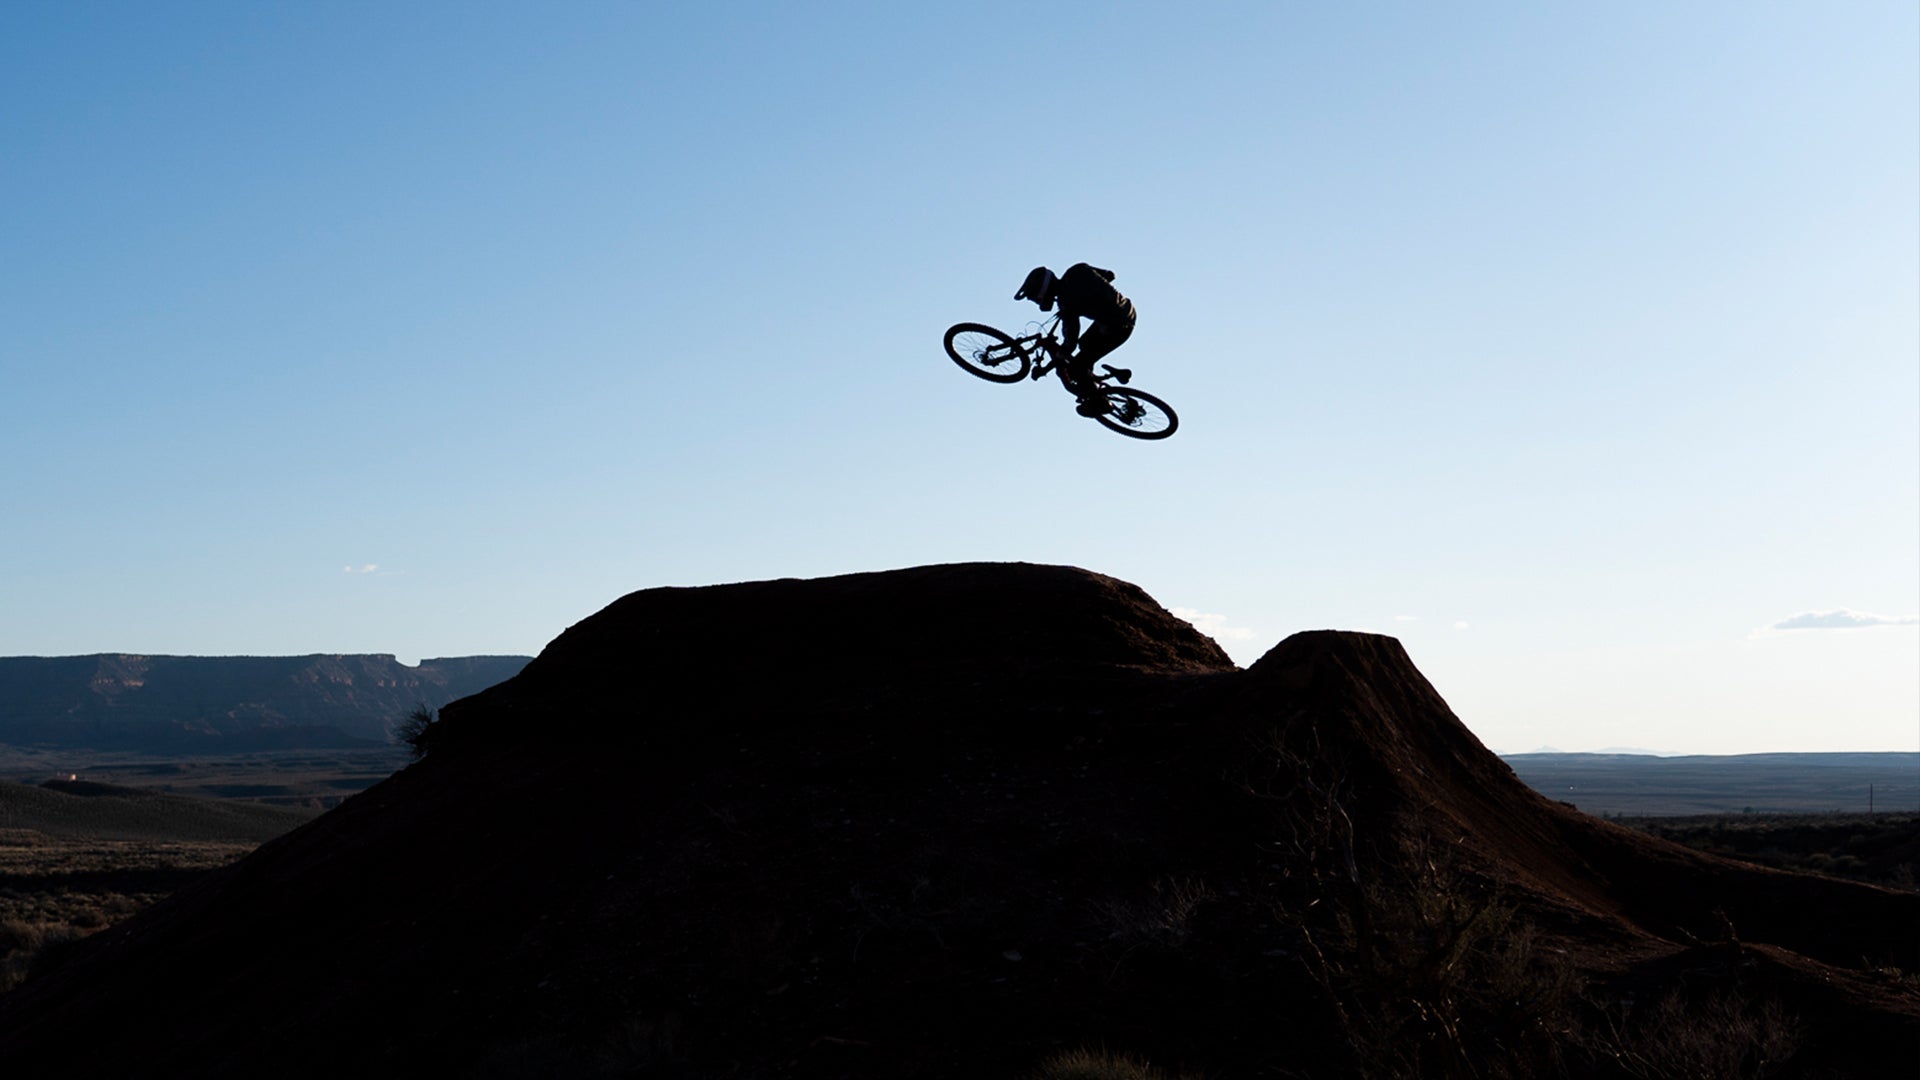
[0,654,531,750]
[0,564,1911,1076]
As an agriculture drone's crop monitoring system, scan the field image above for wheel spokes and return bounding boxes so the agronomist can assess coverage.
[955,332,1010,368]
[1101,391,1172,434]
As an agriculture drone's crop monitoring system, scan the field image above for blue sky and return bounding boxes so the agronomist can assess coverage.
[4,3,1915,754]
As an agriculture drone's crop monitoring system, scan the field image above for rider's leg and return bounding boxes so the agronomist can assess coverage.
[1070,323,1131,395]
[1067,356,1095,395]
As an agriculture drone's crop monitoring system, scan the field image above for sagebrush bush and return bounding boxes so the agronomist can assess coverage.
[1598,990,1803,1079]
[1093,877,1210,950]
[1032,1047,1199,1080]
[0,919,85,993]
[390,703,438,760]
[1253,735,1583,1077]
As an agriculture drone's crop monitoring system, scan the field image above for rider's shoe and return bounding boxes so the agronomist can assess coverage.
[1076,393,1109,418]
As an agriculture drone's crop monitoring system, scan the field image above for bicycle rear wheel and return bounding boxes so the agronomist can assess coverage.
[1092,387,1178,440]
[943,323,1031,383]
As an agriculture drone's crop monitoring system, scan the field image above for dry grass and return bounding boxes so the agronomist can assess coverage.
[1590,990,1805,1079]
[0,770,311,994]
[1093,877,1211,950]
[0,829,256,992]
[0,746,408,811]
[1621,812,1919,891]
[1032,1047,1202,1080]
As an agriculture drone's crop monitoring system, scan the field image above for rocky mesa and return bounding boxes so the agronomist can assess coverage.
[0,653,531,750]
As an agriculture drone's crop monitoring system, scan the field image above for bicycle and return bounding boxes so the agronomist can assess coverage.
[942,316,1179,440]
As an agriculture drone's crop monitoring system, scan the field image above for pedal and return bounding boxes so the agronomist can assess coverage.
[1100,365,1132,385]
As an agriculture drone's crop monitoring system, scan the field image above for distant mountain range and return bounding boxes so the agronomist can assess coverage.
[0,654,531,752]
[1502,750,1920,815]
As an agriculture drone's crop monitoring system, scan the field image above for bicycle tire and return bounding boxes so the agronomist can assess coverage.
[943,323,1031,384]
[1092,387,1179,440]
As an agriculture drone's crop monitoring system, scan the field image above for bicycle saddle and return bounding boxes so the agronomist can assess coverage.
[1098,364,1132,385]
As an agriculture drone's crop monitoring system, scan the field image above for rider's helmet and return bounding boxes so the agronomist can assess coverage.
[1015,266,1058,311]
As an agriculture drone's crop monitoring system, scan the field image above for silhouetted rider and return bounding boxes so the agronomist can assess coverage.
[1015,263,1136,414]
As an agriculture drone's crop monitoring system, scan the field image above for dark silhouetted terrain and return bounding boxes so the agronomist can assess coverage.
[0,564,1912,1077]
[0,654,530,750]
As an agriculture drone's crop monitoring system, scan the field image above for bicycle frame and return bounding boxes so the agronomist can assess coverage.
[1010,316,1129,388]
[941,315,1173,438]
[1007,317,1064,381]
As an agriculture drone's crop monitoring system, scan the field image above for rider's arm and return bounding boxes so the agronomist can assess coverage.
[1056,307,1081,355]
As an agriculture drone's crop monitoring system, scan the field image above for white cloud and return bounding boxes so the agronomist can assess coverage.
[1385,613,1468,630]
[344,564,380,575]
[1171,607,1256,641]
[1769,609,1919,632]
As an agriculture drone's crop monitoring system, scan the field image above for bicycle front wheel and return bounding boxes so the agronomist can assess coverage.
[1092,387,1179,440]
[943,323,1031,384]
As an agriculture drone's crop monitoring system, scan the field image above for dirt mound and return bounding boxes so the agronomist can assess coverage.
[0,564,1911,1076]
[434,562,1235,751]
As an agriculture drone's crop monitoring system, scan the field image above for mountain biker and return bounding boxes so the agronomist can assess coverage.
[1014,263,1136,416]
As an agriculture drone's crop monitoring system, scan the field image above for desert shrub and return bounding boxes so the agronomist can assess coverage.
[1093,877,1211,951]
[66,906,109,930]
[1032,1046,1199,1080]
[1251,736,1580,1078]
[463,1009,691,1079]
[1594,990,1803,1078]
[0,918,85,992]
[1622,813,1920,889]
[1304,832,1579,1078]
[390,704,438,760]
[597,1010,687,1071]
